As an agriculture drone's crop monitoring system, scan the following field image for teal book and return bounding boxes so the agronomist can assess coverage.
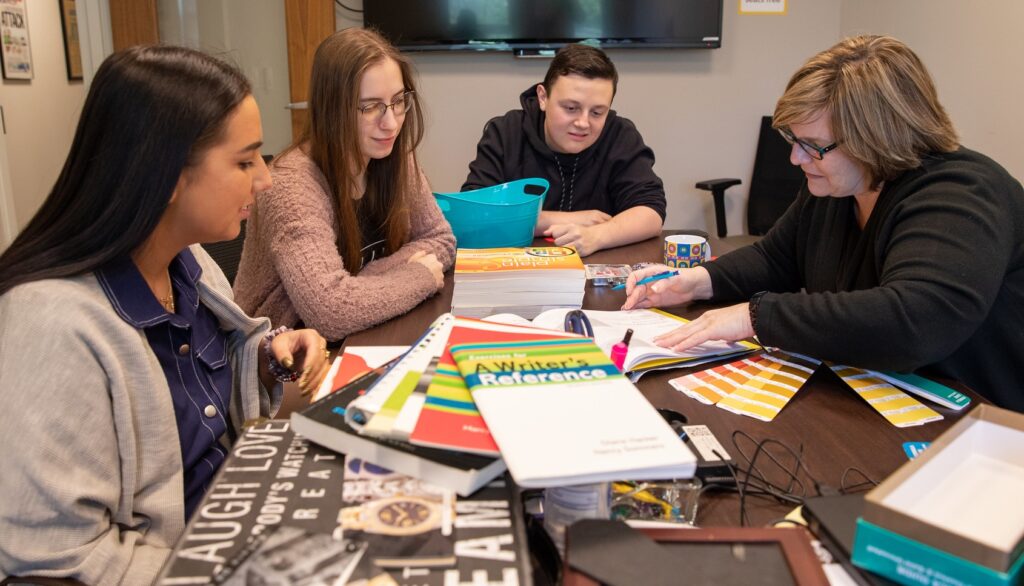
[877,371,972,410]
[852,518,1024,586]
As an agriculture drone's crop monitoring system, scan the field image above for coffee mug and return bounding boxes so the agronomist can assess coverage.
[664,234,711,268]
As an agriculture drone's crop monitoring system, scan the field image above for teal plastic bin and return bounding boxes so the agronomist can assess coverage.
[434,178,548,248]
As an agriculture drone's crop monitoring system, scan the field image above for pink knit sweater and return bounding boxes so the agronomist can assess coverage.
[234,148,455,341]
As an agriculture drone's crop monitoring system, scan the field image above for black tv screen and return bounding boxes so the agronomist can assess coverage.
[364,0,724,53]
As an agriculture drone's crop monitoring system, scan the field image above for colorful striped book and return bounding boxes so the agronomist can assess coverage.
[449,330,697,487]
[409,316,582,456]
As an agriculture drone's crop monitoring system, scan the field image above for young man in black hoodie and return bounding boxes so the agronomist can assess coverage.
[462,44,666,256]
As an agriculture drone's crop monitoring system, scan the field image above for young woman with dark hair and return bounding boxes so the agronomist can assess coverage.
[0,46,331,583]
[233,27,456,341]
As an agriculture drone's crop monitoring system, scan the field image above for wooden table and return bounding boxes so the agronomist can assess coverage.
[345,233,975,527]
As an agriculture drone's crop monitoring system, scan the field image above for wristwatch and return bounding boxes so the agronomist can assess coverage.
[339,496,443,536]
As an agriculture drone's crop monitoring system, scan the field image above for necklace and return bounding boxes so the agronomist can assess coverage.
[159,271,175,313]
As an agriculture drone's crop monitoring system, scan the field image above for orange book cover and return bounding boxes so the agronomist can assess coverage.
[454,246,584,274]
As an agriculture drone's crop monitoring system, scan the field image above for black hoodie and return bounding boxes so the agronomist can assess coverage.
[462,85,666,220]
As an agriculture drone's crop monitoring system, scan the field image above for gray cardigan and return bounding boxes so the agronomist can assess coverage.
[0,245,282,585]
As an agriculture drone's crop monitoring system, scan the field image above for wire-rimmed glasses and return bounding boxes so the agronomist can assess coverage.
[357,90,415,122]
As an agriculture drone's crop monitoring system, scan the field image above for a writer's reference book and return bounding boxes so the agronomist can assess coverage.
[449,323,697,487]
[488,308,759,380]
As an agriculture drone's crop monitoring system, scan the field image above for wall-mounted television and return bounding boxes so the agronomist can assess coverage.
[364,0,724,55]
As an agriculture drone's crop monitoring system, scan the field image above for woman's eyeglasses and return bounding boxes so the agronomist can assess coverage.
[778,127,839,160]
[357,90,415,122]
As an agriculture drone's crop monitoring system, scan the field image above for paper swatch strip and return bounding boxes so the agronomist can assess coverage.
[669,351,820,421]
[670,352,944,427]
[830,365,943,427]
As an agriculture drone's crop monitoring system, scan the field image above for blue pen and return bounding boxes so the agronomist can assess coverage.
[612,270,679,290]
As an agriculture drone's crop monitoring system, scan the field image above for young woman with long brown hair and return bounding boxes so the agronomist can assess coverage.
[234,28,455,341]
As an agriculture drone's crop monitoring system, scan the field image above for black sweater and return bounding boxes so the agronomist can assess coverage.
[462,85,667,220]
[704,147,1024,412]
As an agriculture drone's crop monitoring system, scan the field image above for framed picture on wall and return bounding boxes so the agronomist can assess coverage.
[0,0,33,80]
[59,0,82,80]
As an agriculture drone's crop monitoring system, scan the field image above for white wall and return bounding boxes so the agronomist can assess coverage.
[224,1,291,155]
[5,1,1022,238]
[340,2,843,234]
[158,0,292,155]
[0,0,86,230]
[0,111,18,247]
[840,0,1023,181]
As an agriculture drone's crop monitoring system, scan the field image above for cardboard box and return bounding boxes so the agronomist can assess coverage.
[855,404,1024,577]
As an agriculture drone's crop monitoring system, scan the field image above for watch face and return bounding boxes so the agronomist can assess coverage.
[360,496,442,536]
[377,500,432,529]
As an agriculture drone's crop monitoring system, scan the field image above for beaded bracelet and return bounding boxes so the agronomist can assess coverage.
[263,326,299,383]
[748,290,768,346]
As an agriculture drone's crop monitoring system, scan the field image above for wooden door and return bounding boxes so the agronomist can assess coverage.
[284,0,335,141]
[108,0,158,50]
[107,0,332,143]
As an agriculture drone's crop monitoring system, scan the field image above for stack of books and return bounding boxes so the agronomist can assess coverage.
[451,246,585,319]
[292,314,698,496]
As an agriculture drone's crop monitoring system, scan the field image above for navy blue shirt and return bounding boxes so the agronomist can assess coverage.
[96,249,234,520]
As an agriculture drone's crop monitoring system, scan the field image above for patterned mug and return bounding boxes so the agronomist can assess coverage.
[664,234,711,268]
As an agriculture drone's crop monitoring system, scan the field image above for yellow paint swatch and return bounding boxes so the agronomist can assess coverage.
[831,365,943,427]
[670,351,819,421]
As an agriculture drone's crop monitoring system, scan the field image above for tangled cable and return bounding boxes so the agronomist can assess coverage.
[695,430,879,527]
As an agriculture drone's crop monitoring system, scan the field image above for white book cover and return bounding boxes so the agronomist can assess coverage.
[346,314,455,433]
[447,327,697,487]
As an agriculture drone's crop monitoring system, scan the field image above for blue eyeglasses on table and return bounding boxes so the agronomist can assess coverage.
[611,270,679,291]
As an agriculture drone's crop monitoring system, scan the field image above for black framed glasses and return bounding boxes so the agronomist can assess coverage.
[778,127,839,160]
[357,90,415,122]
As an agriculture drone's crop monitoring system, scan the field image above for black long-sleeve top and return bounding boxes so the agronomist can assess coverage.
[704,147,1024,412]
[462,85,667,220]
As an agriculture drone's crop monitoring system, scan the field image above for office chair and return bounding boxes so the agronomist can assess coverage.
[695,116,805,245]
[199,154,273,284]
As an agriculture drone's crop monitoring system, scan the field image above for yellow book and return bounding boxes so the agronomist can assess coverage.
[454,246,585,276]
[453,247,586,319]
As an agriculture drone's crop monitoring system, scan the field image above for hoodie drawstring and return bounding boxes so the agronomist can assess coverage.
[555,155,579,212]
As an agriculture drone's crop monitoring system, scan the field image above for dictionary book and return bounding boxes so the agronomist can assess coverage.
[452,246,585,319]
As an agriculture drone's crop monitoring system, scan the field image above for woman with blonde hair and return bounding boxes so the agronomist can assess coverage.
[234,28,455,341]
[624,35,1024,411]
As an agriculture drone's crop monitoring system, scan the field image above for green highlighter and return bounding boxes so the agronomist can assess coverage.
[878,371,972,410]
